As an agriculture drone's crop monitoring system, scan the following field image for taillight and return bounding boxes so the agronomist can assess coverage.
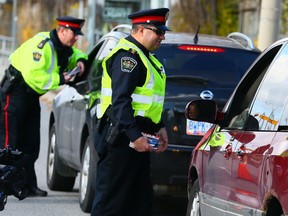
[178,45,224,53]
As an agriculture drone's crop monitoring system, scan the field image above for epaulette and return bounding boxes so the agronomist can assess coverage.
[37,38,50,49]
[128,48,138,55]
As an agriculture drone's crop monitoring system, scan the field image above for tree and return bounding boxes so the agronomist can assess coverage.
[170,0,239,36]
[17,0,80,42]
[0,0,81,43]
[281,0,288,35]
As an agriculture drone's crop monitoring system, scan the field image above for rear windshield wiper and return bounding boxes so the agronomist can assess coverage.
[166,75,209,85]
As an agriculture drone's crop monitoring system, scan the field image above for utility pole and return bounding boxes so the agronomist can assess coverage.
[11,0,17,50]
[257,0,282,51]
[87,0,96,52]
[78,0,84,49]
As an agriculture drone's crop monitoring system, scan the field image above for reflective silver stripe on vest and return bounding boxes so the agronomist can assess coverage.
[134,94,164,116]
[101,88,112,96]
[131,93,164,104]
[101,88,163,104]
[136,110,145,116]
[131,94,152,104]
[37,33,55,90]
[153,95,164,103]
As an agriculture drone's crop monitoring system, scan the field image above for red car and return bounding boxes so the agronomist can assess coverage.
[186,37,288,216]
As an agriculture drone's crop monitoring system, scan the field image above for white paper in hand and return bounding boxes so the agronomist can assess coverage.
[67,67,81,76]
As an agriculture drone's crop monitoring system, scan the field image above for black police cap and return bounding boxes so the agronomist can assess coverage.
[128,8,171,31]
[57,16,85,35]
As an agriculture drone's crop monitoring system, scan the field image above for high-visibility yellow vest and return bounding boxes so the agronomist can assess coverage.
[9,31,88,94]
[97,38,166,124]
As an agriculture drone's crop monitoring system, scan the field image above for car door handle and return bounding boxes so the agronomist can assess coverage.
[222,144,232,160]
[70,95,75,104]
[236,149,245,161]
[237,149,244,156]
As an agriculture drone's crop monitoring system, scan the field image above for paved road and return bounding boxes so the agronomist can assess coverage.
[0,90,187,216]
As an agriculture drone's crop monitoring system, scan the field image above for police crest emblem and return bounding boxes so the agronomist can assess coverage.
[121,57,137,73]
[33,51,42,62]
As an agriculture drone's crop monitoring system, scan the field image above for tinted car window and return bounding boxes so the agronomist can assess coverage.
[154,45,259,87]
[87,38,119,92]
[85,41,105,92]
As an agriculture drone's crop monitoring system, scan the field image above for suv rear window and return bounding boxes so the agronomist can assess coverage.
[154,44,259,87]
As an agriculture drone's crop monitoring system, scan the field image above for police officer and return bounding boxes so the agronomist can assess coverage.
[0,16,88,197]
[92,8,170,216]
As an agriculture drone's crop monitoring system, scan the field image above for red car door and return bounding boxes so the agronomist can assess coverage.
[230,131,274,213]
[198,125,237,214]
[228,41,288,214]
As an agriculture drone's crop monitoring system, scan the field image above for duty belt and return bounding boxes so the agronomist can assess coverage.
[10,64,24,79]
[0,65,39,96]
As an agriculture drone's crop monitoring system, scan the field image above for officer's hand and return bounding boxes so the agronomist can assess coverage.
[63,72,73,83]
[154,127,168,153]
[130,136,154,152]
[76,61,85,77]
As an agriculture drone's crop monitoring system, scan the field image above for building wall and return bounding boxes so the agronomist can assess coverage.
[91,0,171,44]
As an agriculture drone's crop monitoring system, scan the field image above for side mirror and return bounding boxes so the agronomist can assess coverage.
[185,100,218,123]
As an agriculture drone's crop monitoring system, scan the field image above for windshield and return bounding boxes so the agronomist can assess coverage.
[154,44,259,87]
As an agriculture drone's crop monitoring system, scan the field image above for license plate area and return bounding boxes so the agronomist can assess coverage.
[186,119,212,135]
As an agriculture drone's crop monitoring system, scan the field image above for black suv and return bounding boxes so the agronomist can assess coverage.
[46,25,260,212]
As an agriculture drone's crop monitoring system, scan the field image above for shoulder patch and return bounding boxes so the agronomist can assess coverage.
[33,51,42,62]
[121,57,137,73]
[37,38,50,49]
[128,48,137,55]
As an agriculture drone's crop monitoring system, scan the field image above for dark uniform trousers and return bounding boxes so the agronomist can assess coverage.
[0,78,41,190]
[92,123,154,216]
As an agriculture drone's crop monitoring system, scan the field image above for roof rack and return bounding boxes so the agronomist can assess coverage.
[110,24,132,33]
[227,32,257,50]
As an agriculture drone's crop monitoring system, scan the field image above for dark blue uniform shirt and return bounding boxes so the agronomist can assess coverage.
[106,35,164,142]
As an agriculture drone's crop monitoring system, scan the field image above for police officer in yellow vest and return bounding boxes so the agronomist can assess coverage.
[92,8,170,216]
[0,16,88,197]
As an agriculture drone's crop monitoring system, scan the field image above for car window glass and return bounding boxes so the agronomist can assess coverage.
[225,44,282,129]
[84,41,104,92]
[154,45,259,87]
[279,102,288,128]
[97,38,118,60]
[87,59,103,92]
[72,39,106,95]
[248,43,288,131]
[87,38,119,92]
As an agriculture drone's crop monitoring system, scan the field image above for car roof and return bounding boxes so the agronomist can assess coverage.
[107,25,260,52]
[163,32,259,51]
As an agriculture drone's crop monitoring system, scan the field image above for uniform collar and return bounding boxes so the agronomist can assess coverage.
[50,29,72,52]
[126,35,149,57]
[50,29,62,50]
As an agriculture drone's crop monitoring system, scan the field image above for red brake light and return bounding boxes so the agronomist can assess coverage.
[178,45,224,53]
